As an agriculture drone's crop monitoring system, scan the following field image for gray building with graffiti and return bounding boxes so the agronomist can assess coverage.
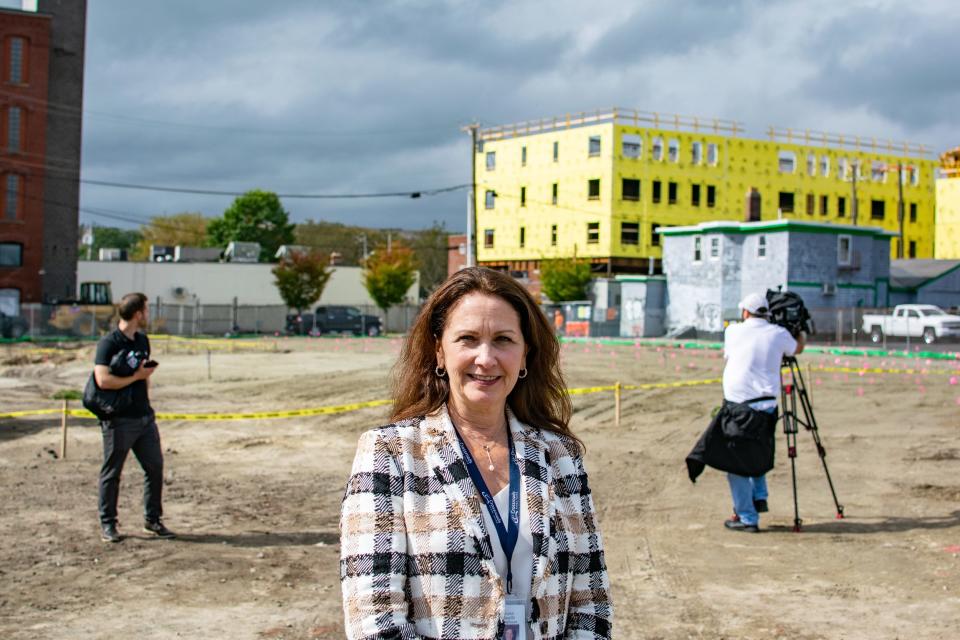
[660,220,895,337]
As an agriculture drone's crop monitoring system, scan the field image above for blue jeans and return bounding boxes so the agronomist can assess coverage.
[727,473,768,526]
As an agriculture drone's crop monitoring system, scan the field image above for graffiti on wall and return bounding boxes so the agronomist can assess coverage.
[696,301,722,332]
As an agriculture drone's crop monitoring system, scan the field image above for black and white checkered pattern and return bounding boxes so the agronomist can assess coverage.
[340,405,613,639]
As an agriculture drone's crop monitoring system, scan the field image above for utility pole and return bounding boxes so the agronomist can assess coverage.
[896,163,905,259]
[461,123,479,267]
[851,159,859,226]
[357,233,368,263]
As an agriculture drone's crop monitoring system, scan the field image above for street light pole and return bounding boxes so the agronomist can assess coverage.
[462,123,479,268]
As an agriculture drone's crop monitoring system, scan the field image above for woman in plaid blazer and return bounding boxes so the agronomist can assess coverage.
[340,268,613,639]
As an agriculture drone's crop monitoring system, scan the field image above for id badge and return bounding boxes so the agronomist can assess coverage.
[503,599,527,640]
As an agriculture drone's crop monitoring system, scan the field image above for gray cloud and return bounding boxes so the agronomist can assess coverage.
[77,0,960,233]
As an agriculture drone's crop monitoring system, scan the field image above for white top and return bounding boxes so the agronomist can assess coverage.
[723,317,797,404]
[482,483,534,636]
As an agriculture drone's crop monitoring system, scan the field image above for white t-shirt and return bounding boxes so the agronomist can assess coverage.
[482,484,534,638]
[723,317,798,404]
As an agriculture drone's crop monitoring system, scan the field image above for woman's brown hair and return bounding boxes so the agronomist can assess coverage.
[391,267,578,449]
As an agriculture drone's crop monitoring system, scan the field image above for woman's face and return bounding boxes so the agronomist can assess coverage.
[437,292,527,419]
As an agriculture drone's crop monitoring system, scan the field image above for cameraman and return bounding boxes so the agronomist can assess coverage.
[722,292,804,532]
[95,293,175,543]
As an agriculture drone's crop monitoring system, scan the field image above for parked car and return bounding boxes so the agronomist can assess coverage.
[285,305,381,336]
[862,304,960,344]
[0,311,29,339]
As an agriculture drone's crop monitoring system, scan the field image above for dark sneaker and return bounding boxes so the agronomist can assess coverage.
[754,499,769,513]
[101,522,121,543]
[724,518,759,533]
[143,520,176,539]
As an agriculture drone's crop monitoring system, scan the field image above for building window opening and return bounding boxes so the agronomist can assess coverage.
[7,106,21,152]
[0,242,22,267]
[838,235,852,266]
[693,236,702,262]
[520,186,526,207]
[9,37,24,84]
[667,139,680,163]
[909,240,916,258]
[652,137,663,161]
[910,166,919,185]
[485,190,496,209]
[820,195,829,216]
[651,224,661,246]
[484,229,494,248]
[486,151,495,171]
[709,237,720,259]
[778,191,795,214]
[519,226,525,248]
[707,143,719,165]
[550,224,557,246]
[5,173,21,219]
[587,222,599,244]
[820,156,830,177]
[620,222,639,245]
[588,135,601,157]
[553,141,559,162]
[622,134,641,159]
[838,157,848,180]
[691,183,701,207]
[871,161,886,182]
[691,141,703,165]
[706,185,716,208]
[909,202,916,222]
[838,196,846,217]
[870,199,885,220]
[806,193,815,215]
[652,180,662,204]
[587,179,600,201]
[521,146,527,166]
[668,181,677,205]
[778,150,797,173]
[622,178,640,201]
[551,183,558,205]
[807,153,816,176]
[757,235,767,258]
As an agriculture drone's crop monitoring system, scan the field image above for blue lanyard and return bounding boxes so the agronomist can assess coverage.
[454,425,521,594]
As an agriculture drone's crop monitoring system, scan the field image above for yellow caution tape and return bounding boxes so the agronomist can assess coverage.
[0,378,734,421]
[814,366,956,376]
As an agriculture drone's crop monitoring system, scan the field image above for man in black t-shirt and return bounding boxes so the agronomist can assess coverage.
[95,292,175,543]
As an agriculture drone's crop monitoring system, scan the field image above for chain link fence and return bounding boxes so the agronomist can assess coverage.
[8,301,421,338]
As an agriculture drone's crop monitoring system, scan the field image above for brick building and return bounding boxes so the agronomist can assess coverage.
[0,0,85,315]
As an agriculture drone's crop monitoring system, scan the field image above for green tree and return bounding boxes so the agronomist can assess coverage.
[83,226,143,260]
[272,250,333,313]
[540,256,593,302]
[363,241,418,317]
[130,212,211,260]
[208,190,295,262]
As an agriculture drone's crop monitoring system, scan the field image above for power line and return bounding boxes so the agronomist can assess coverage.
[78,177,470,199]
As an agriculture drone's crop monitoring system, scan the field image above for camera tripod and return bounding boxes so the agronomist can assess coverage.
[779,356,844,532]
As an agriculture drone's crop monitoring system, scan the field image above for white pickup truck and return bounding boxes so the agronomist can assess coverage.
[862,304,960,344]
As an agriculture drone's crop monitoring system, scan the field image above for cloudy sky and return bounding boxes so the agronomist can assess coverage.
[65,0,960,232]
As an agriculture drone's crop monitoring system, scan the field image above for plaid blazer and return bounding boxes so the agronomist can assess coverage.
[340,405,613,640]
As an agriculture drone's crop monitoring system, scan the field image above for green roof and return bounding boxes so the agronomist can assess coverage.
[658,219,897,238]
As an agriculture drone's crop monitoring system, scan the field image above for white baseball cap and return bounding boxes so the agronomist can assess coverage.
[738,292,768,315]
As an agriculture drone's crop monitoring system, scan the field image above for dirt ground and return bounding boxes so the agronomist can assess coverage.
[1,336,959,640]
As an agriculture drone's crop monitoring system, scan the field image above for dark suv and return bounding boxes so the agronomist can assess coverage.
[285,305,382,336]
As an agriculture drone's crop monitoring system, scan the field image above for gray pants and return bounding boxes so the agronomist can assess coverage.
[98,414,164,525]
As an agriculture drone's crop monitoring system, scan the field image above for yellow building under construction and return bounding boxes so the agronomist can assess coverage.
[474,108,937,275]
[935,147,960,259]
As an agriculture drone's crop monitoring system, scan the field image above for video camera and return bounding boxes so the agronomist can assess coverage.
[765,289,814,338]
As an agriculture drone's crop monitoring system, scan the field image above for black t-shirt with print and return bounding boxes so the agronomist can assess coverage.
[94,329,152,418]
